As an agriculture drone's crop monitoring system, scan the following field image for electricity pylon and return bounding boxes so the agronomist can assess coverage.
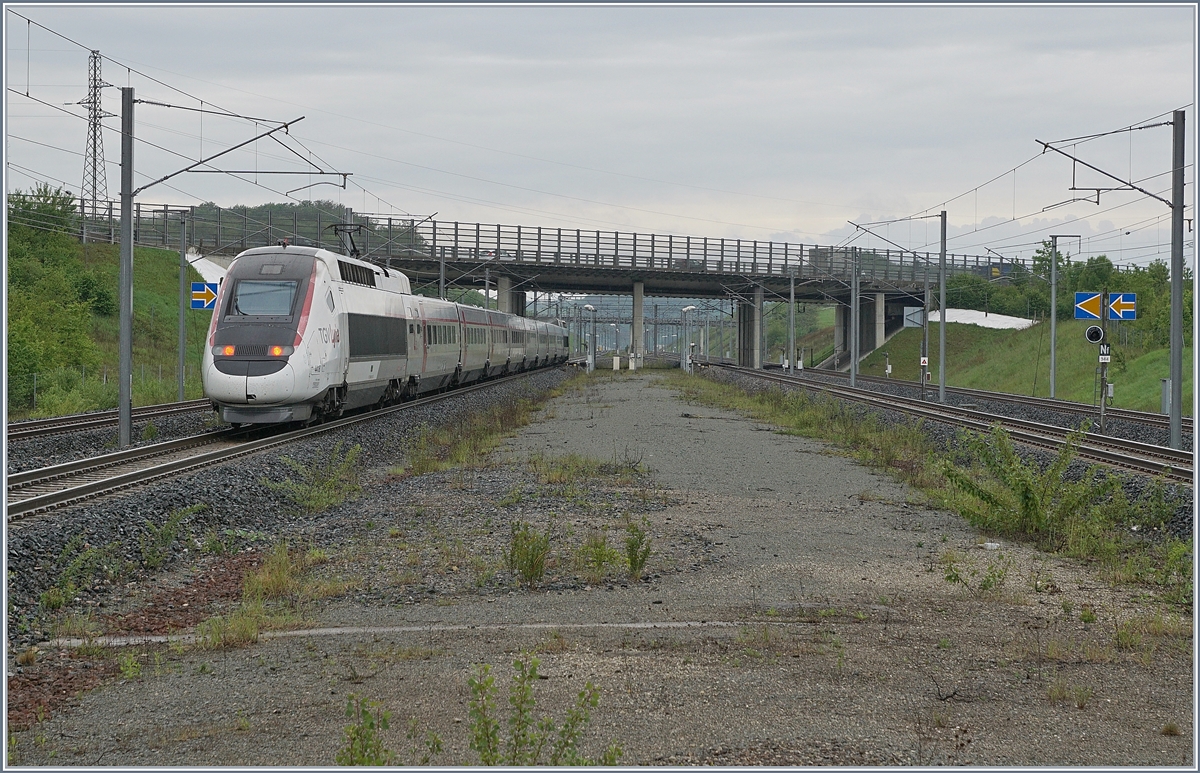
[78,50,113,240]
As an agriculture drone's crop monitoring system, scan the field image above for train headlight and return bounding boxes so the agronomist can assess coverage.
[269,345,294,357]
[216,345,235,356]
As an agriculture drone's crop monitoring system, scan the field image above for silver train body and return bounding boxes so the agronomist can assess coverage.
[202,245,569,424]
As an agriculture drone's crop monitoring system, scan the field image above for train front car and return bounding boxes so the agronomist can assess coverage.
[202,247,336,424]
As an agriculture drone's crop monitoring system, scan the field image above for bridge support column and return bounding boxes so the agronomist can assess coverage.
[753,286,763,369]
[736,301,749,367]
[497,276,512,314]
[735,291,763,369]
[874,293,886,353]
[632,281,644,369]
[834,300,848,369]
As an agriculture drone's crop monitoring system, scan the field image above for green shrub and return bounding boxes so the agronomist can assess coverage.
[942,424,1121,553]
[336,694,396,766]
[244,542,298,600]
[467,654,622,766]
[39,585,71,611]
[1153,538,1193,605]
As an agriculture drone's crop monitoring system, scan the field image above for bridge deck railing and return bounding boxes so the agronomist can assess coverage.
[54,198,1039,286]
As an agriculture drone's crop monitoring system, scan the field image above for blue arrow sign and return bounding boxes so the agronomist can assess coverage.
[191,282,219,310]
[1108,292,1137,320]
[1073,292,1102,320]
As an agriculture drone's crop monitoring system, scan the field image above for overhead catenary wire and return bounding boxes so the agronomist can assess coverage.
[8,8,891,222]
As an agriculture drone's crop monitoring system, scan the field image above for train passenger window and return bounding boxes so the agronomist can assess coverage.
[409,323,414,334]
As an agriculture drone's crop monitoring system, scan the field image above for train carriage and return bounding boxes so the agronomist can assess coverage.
[203,245,567,424]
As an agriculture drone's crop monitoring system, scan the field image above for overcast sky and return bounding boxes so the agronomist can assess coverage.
[4,3,1196,266]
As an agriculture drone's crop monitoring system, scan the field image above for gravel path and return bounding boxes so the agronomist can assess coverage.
[6,370,1193,766]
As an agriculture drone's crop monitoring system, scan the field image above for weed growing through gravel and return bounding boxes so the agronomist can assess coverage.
[529,449,646,486]
[624,516,653,580]
[40,536,131,612]
[266,442,363,515]
[467,654,622,766]
[118,651,141,679]
[944,425,1193,604]
[394,396,549,476]
[139,504,205,570]
[196,542,323,649]
[941,551,1012,597]
[507,522,551,588]
[575,528,622,585]
[50,612,102,640]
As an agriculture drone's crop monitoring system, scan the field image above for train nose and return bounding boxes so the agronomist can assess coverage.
[246,362,296,404]
[204,360,296,404]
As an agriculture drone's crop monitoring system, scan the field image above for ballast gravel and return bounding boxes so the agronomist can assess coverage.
[5,368,1193,767]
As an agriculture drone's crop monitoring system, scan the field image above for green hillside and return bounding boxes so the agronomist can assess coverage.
[858,320,1192,415]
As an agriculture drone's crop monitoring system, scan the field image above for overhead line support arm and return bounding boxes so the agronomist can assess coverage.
[132,117,305,196]
[1036,139,1173,208]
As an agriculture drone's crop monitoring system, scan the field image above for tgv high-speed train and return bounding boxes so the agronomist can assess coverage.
[202,245,569,424]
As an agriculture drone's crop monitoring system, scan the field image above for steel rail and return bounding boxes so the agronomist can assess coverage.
[6,370,548,522]
[780,367,1191,433]
[7,427,246,490]
[7,399,213,441]
[715,365,1192,483]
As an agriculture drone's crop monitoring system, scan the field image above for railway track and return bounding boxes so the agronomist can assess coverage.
[6,371,542,522]
[714,364,1193,484]
[766,365,1192,434]
[7,399,212,442]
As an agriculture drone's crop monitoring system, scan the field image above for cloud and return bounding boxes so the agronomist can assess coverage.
[6,4,1192,266]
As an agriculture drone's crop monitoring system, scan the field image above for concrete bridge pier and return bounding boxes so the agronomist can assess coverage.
[632,281,644,369]
[494,276,526,316]
[497,276,511,314]
[833,292,889,368]
[736,287,763,368]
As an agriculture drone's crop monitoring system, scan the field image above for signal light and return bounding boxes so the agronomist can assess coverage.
[1084,326,1105,344]
[270,345,284,356]
[222,345,235,356]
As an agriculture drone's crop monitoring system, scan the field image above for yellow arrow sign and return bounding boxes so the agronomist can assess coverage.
[1109,294,1136,319]
[1074,293,1102,320]
[192,285,217,305]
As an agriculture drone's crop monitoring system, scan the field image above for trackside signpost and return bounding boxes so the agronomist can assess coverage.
[1078,291,1136,434]
[191,282,219,310]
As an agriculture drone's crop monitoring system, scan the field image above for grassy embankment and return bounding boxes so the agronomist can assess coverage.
[9,240,213,420]
[857,320,1192,415]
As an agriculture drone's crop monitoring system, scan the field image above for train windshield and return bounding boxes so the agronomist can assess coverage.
[232,280,297,316]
